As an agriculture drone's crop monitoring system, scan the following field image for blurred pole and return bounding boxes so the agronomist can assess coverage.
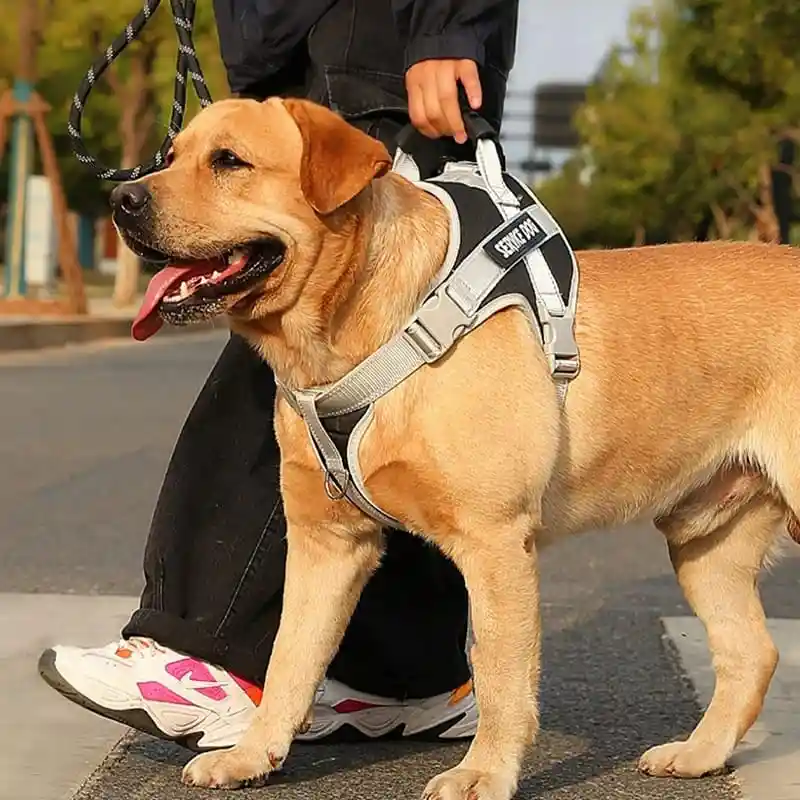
[773,139,795,245]
[3,1,38,298]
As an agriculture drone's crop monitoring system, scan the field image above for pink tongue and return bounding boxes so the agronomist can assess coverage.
[132,264,214,341]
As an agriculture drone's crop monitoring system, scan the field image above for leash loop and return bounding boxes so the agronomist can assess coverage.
[69,0,213,182]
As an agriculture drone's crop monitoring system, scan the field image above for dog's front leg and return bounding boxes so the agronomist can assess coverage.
[423,515,541,800]
[182,518,383,789]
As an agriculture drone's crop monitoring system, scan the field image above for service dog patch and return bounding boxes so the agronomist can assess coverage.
[483,210,547,270]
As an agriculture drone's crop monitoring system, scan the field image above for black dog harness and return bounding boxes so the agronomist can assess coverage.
[279,132,580,528]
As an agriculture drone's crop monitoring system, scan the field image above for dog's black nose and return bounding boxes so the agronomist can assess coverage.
[109,183,151,216]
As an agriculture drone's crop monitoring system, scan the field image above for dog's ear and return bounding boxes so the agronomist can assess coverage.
[283,98,392,216]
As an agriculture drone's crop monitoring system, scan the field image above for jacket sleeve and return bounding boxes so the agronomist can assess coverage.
[212,0,335,94]
[392,0,515,69]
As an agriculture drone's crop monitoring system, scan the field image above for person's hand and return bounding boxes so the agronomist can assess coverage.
[405,59,482,145]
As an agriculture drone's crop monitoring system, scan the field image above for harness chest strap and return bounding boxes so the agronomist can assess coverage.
[279,386,401,527]
[276,164,580,528]
[308,200,578,419]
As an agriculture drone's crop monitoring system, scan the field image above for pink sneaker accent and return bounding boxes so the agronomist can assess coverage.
[195,685,227,702]
[333,698,386,714]
[137,681,195,706]
[165,658,229,702]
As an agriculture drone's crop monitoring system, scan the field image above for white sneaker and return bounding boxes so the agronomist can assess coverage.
[39,637,476,750]
[39,637,259,750]
[297,675,477,741]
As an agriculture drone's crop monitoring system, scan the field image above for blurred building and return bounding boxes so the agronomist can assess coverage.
[500,0,642,179]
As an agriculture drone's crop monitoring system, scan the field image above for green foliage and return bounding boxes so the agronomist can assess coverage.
[0,0,227,217]
[676,0,800,117]
[534,157,632,249]
[0,0,797,249]
[540,0,800,247]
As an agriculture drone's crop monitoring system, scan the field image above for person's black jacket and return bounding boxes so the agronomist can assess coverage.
[212,0,518,132]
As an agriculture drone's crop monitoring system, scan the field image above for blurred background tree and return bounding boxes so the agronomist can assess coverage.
[0,0,226,304]
[536,0,800,247]
[0,0,797,277]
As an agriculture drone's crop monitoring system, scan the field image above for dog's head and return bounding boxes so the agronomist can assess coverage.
[111,98,392,340]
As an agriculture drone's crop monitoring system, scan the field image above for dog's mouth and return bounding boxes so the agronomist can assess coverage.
[132,237,286,341]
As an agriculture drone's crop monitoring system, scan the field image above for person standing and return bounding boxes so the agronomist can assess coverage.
[40,0,519,749]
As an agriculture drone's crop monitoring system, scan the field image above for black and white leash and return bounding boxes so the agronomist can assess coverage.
[68,0,213,182]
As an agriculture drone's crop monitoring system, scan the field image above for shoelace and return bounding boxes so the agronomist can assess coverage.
[113,636,166,659]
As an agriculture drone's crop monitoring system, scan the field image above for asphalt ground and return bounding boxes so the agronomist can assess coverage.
[3,331,800,799]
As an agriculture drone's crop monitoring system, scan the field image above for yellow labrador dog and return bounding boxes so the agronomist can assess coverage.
[110,96,800,799]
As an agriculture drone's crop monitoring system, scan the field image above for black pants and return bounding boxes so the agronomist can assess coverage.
[122,112,472,700]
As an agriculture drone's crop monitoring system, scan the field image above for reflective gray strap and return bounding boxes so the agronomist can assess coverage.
[345,405,403,528]
[416,182,464,292]
[279,385,400,528]
[315,333,428,418]
[488,185,567,322]
[473,140,568,332]
[485,186,579,383]
[447,205,561,315]
[293,389,350,493]
[278,292,572,529]
[313,208,561,418]
[277,381,302,415]
[395,139,578,383]
[475,138,519,210]
[528,250,566,318]
[391,146,421,183]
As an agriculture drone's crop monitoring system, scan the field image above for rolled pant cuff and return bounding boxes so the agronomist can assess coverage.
[123,608,267,685]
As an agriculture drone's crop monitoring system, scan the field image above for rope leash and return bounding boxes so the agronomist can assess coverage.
[68,0,213,182]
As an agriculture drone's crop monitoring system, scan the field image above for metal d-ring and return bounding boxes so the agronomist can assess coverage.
[324,469,350,501]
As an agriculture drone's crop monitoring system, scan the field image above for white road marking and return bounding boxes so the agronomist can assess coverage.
[0,593,138,800]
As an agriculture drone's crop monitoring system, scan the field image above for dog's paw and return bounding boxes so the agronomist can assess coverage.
[182,747,274,789]
[638,740,729,778]
[422,767,515,800]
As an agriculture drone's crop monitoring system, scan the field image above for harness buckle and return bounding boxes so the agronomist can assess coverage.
[404,287,473,363]
[552,355,581,380]
[543,314,581,382]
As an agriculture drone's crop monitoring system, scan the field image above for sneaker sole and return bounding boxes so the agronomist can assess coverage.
[39,649,472,749]
[297,713,471,743]
[38,648,210,752]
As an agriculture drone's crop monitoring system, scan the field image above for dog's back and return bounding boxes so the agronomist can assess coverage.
[541,240,800,535]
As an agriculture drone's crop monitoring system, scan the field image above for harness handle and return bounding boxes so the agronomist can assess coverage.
[392,114,505,190]
[394,111,499,157]
[462,110,498,143]
[392,80,506,183]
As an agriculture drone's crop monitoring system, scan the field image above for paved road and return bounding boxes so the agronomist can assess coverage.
[2,333,800,800]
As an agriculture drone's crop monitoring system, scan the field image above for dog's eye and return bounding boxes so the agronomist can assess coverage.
[210,149,250,170]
